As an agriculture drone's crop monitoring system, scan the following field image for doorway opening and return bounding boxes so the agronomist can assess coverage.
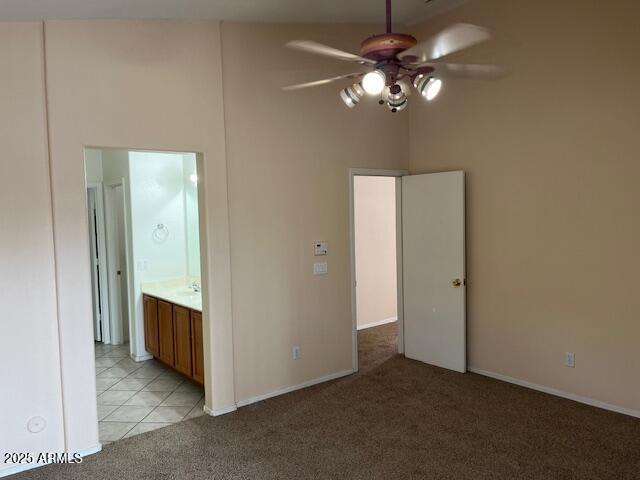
[350,168,467,375]
[350,169,406,372]
[84,147,206,445]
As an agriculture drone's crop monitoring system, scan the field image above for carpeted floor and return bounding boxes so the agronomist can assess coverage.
[12,322,640,479]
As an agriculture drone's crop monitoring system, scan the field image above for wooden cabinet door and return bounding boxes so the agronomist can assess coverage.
[158,300,175,366]
[173,305,192,377]
[143,296,159,357]
[190,311,204,385]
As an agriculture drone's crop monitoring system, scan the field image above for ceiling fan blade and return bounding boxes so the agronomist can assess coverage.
[417,63,508,80]
[282,72,364,91]
[286,40,376,65]
[398,23,491,63]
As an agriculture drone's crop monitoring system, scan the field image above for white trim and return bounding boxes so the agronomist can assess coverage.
[86,187,102,342]
[350,168,410,177]
[205,404,237,416]
[236,369,355,408]
[118,175,135,349]
[73,444,102,457]
[0,445,101,478]
[469,367,640,419]
[394,176,404,355]
[1,462,47,478]
[349,168,407,372]
[131,353,153,362]
[357,316,397,330]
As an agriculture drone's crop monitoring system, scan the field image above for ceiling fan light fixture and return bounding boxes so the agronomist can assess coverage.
[414,75,442,101]
[425,77,442,101]
[387,90,408,112]
[362,70,386,95]
[339,82,365,108]
[282,1,502,113]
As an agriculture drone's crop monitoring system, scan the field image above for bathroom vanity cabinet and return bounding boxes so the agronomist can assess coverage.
[143,294,204,385]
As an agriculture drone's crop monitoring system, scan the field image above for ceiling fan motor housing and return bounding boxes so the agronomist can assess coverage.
[360,33,417,62]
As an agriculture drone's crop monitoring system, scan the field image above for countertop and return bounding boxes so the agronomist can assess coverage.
[141,282,202,312]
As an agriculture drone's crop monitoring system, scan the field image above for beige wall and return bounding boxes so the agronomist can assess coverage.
[2,19,408,460]
[43,20,234,450]
[410,0,640,411]
[220,23,408,402]
[5,2,639,469]
[0,22,65,475]
[354,176,397,329]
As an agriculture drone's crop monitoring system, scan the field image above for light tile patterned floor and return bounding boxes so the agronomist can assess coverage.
[95,343,204,444]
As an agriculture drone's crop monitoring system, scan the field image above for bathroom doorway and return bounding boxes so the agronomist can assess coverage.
[84,148,205,445]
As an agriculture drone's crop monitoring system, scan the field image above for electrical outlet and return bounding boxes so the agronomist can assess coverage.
[292,346,301,360]
[565,352,575,368]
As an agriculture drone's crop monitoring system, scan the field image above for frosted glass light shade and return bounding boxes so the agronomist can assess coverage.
[362,70,386,95]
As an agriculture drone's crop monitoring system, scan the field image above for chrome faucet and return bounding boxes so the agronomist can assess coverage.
[190,281,201,293]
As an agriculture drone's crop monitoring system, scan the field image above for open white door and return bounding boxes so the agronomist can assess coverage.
[402,171,466,373]
[105,183,125,345]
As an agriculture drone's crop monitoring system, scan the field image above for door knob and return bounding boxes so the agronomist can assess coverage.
[452,278,464,287]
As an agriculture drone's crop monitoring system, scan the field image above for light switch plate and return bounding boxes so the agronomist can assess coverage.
[313,262,328,275]
[314,241,328,256]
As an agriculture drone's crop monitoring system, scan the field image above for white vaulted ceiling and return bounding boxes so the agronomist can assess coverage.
[0,0,466,23]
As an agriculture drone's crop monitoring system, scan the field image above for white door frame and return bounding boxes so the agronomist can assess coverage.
[86,182,111,344]
[87,187,100,342]
[349,168,408,372]
[104,179,132,346]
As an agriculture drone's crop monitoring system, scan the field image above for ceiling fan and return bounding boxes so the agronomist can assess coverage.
[282,0,505,112]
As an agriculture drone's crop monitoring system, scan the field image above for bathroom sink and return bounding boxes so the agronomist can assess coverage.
[141,283,202,311]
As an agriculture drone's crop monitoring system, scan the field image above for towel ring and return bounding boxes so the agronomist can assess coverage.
[152,223,169,243]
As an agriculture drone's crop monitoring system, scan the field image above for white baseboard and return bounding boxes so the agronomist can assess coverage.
[204,404,237,416]
[469,367,640,419]
[1,462,44,478]
[203,369,354,416]
[0,445,101,478]
[74,444,102,457]
[131,353,153,362]
[357,317,397,331]
[236,369,355,408]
